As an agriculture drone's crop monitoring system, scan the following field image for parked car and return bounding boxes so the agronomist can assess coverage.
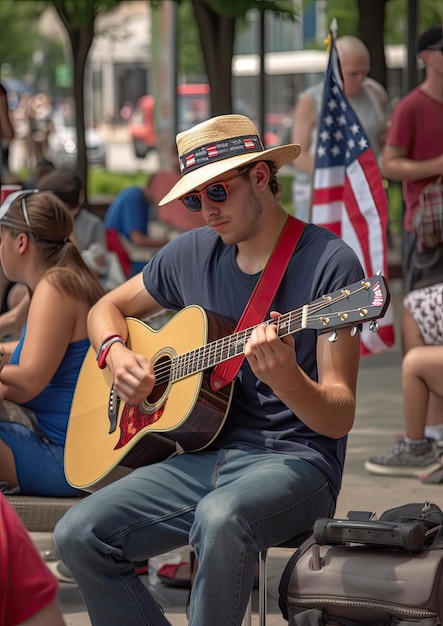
[48,109,107,169]
[129,84,210,158]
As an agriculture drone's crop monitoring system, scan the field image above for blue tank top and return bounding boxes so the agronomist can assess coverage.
[9,327,89,445]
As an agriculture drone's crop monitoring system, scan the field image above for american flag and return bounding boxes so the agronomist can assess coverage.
[311,36,395,355]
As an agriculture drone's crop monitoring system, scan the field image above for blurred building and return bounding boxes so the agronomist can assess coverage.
[40,0,308,128]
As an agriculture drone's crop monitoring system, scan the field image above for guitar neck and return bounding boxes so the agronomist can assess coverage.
[159,280,375,384]
[171,311,301,380]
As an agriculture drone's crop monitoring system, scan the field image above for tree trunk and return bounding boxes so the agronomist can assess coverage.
[191,0,236,116]
[69,24,93,202]
[356,0,387,88]
[53,2,95,202]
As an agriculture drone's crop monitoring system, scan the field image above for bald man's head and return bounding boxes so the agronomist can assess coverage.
[336,36,370,97]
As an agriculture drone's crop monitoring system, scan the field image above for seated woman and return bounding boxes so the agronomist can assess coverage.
[365,283,443,478]
[0,190,105,496]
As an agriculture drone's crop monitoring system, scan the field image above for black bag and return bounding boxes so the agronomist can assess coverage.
[279,501,443,626]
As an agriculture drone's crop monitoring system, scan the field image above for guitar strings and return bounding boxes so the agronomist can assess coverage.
[151,284,373,386]
[151,286,370,385]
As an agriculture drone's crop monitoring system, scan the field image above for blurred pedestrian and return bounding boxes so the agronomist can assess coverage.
[0,83,15,182]
[379,24,443,448]
[292,35,388,221]
[104,179,171,275]
[28,92,53,166]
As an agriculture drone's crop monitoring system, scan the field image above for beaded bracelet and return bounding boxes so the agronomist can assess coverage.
[96,335,126,370]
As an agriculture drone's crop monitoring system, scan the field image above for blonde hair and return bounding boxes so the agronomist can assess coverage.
[3,191,105,307]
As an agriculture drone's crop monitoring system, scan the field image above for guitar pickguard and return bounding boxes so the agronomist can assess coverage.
[115,402,166,449]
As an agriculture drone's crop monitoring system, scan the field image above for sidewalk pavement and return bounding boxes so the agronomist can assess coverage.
[34,281,443,626]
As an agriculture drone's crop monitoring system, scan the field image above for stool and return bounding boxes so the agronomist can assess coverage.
[242,531,312,626]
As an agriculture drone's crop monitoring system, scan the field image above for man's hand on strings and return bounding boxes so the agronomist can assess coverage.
[244,311,303,394]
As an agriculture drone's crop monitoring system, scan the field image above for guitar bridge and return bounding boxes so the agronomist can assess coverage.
[108,384,120,434]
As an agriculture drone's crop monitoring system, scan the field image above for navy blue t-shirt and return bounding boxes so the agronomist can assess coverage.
[143,223,364,498]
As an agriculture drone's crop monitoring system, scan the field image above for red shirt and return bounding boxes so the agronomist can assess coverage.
[386,87,443,231]
[0,494,59,626]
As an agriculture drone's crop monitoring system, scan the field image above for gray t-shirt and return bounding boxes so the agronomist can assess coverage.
[74,209,105,252]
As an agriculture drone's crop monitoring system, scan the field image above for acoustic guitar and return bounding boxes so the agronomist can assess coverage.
[65,275,390,490]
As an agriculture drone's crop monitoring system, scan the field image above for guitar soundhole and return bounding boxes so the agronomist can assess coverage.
[149,354,171,404]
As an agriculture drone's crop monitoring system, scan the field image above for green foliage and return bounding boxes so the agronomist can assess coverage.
[88,168,148,195]
[279,173,294,214]
[178,2,205,80]
[87,168,295,214]
[204,0,297,19]
[0,1,45,76]
[322,0,358,38]
[49,0,122,28]
[386,180,402,235]
[314,0,442,45]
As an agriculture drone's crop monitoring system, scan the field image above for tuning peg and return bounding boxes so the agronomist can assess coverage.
[350,325,358,337]
[369,320,379,332]
[328,330,338,343]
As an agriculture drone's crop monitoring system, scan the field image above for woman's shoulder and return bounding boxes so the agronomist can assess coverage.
[33,270,91,302]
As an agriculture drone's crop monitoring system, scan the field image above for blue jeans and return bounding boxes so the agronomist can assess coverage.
[54,447,335,626]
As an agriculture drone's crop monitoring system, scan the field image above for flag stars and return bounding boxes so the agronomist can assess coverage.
[320,130,330,142]
[333,130,344,142]
[340,101,347,111]
[323,114,334,127]
[347,138,356,150]
[358,137,368,150]
[330,145,341,158]
[317,145,327,158]
[337,114,347,126]
[350,123,360,135]
[327,98,338,111]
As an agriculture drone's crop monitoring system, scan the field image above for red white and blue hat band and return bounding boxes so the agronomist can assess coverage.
[158,114,301,206]
[179,135,263,174]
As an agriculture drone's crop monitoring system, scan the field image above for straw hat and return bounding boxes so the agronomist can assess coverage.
[159,114,301,205]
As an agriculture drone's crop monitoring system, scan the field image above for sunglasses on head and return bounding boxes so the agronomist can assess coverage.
[0,189,38,229]
[180,166,252,212]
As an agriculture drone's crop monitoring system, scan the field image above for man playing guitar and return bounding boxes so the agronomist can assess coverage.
[55,114,367,626]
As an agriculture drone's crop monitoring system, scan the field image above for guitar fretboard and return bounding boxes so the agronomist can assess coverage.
[153,280,377,385]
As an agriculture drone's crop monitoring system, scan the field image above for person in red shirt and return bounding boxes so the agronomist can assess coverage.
[382,25,443,291]
[0,493,65,626]
[370,25,443,474]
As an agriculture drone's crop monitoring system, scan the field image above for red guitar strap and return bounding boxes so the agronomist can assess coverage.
[210,215,305,392]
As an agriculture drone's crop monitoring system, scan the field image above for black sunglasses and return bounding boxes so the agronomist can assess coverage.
[180,166,251,212]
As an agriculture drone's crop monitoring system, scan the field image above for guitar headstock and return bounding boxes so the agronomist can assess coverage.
[304,275,390,332]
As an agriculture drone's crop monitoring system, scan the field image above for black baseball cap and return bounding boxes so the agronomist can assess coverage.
[416,25,443,53]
